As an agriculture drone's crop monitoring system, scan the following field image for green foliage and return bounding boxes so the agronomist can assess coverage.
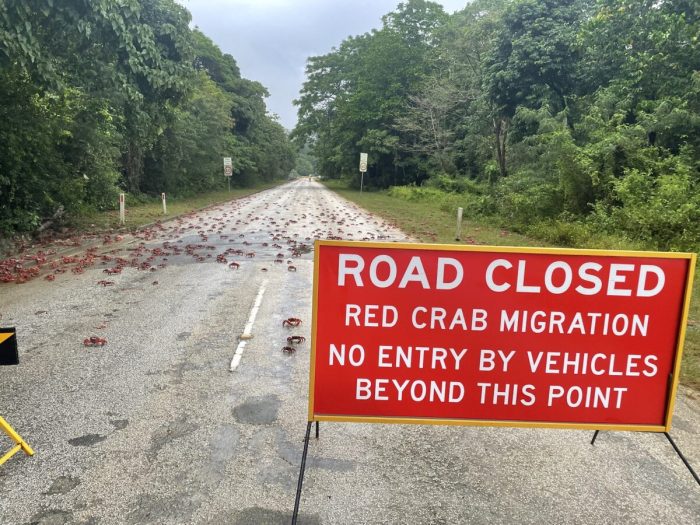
[486,0,589,118]
[143,72,234,195]
[591,166,700,252]
[388,181,492,218]
[296,0,700,253]
[0,67,121,233]
[506,107,594,217]
[0,1,296,235]
[294,147,315,177]
[424,174,484,195]
[294,0,447,185]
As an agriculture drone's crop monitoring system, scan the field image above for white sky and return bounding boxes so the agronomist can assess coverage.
[177,0,471,129]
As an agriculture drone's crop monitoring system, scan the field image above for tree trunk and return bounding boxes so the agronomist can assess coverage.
[124,141,143,193]
[493,116,508,180]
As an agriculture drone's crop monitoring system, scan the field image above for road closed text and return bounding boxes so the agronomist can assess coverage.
[337,253,666,296]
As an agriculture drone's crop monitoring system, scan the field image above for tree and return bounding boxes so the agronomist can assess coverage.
[0,1,295,235]
[394,77,462,175]
[294,0,447,187]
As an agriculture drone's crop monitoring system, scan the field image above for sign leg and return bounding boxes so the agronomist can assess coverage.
[664,432,700,485]
[315,421,319,439]
[0,416,34,466]
[292,422,313,524]
[590,430,600,446]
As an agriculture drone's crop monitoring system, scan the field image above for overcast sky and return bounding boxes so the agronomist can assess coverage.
[177,0,470,130]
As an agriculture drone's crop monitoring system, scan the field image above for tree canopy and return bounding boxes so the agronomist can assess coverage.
[0,0,295,235]
[294,0,700,251]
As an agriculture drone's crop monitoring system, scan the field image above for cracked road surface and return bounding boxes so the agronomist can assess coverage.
[1,180,698,524]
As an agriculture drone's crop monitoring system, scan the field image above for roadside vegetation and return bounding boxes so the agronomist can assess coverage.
[294,0,700,255]
[0,1,296,237]
[71,183,283,233]
[323,179,700,391]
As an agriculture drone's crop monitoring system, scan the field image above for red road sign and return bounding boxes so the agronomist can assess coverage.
[309,241,695,431]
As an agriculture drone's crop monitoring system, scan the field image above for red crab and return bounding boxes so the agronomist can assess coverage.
[83,336,107,347]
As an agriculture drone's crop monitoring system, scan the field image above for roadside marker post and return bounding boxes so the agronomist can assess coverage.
[455,207,463,241]
[0,328,34,466]
[291,241,698,521]
[161,193,167,215]
[119,193,125,225]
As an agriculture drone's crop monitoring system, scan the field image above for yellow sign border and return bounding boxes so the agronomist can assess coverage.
[308,240,696,433]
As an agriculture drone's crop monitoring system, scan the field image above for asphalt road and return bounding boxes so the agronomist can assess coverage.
[1,180,698,524]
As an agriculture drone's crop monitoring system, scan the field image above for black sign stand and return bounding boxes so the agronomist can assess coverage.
[591,430,699,486]
[292,422,697,522]
[292,421,316,525]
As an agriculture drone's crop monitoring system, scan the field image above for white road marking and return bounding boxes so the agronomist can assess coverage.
[230,280,267,371]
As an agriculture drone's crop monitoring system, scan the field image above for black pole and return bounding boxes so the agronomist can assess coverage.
[590,430,600,446]
[292,422,313,524]
[315,421,319,439]
[664,433,700,486]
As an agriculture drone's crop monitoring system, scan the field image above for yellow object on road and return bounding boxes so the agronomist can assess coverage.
[0,416,34,466]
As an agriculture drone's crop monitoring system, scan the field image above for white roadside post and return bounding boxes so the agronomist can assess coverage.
[455,207,463,241]
[161,193,167,215]
[359,152,368,192]
[119,193,125,225]
[223,157,233,192]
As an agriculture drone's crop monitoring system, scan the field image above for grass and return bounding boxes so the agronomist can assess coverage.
[71,183,283,233]
[323,179,543,247]
[323,179,700,392]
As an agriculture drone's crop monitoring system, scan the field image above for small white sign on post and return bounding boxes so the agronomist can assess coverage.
[223,157,233,177]
[359,152,368,173]
[119,193,125,225]
[161,193,167,215]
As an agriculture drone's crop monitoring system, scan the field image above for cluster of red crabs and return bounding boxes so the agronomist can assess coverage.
[282,317,305,354]
[0,235,127,284]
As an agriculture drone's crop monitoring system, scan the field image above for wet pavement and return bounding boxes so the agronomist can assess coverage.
[0,180,698,524]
